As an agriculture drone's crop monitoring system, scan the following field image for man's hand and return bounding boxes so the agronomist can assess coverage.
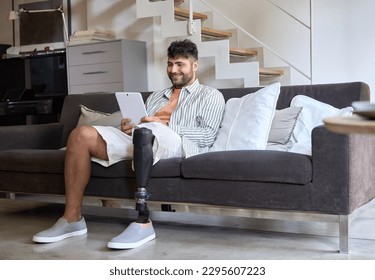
[141,116,169,126]
[121,118,135,135]
[121,116,169,135]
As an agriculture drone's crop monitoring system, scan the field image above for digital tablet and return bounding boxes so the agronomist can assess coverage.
[115,92,147,124]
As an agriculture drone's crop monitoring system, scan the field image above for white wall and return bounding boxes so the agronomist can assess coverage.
[69,0,87,33]
[313,0,375,100]
[0,0,14,46]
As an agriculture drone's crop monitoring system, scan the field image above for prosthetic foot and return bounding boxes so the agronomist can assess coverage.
[132,127,154,223]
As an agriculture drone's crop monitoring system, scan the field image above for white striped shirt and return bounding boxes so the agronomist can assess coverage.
[145,79,225,157]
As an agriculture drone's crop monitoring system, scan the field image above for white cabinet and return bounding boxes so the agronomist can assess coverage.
[67,39,147,94]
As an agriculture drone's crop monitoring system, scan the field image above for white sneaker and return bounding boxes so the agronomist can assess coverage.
[32,217,87,243]
[107,221,155,249]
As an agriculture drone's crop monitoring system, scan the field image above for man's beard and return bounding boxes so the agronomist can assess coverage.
[168,72,194,88]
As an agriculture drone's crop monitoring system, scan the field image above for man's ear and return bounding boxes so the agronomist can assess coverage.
[193,60,199,72]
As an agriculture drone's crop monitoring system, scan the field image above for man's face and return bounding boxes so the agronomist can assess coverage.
[167,56,198,88]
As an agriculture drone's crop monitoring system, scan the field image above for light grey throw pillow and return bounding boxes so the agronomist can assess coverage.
[76,105,122,129]
[267,106,302,146]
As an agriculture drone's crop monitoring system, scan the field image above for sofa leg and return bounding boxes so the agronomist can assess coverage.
[339,215,349,254]
[101,199,123,208]
[161,204,175,212]
[6,192,16,199]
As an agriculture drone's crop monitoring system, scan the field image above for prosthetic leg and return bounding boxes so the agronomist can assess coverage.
[106,127,155,249]
[132,127,154,223]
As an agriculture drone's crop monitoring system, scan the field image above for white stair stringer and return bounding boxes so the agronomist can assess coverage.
[136,0,260,87]
[198,40,260,87]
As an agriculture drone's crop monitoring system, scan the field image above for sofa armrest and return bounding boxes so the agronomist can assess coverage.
[311,125,351,214]
[312,125,375,214]
[0,123,64,150]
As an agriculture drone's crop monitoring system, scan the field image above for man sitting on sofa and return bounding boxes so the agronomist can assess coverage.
[32,39,226,249]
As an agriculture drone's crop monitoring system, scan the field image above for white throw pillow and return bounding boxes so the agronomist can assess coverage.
[289,95,353,155]
[210,82,281,151]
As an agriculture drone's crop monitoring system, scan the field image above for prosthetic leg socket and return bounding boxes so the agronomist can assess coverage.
[133,127,154,223]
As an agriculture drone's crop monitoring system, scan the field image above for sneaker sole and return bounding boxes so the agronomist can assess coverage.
[32,228,88,243]
[107,233,156,249]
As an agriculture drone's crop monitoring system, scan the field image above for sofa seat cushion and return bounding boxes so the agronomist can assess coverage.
[92,157,183,178]
[0,149,182,178]
[0,150,66,173]
[181,150,312,185]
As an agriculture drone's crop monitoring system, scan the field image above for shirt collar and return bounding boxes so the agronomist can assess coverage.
[165,79,200,99]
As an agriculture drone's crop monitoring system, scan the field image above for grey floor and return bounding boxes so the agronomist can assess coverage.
[1,196,375,260]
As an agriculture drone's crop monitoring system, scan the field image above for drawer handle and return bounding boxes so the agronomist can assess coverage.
[81,50,106,55]
[83,71,108,75]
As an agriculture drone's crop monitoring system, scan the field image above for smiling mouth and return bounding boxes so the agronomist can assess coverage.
[170,74,182,81]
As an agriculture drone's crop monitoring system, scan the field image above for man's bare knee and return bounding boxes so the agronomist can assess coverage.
[68,126,108,159]
[68,126,97,147]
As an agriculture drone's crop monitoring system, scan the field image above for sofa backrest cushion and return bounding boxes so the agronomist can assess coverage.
[59,91,152,146]
[58,82,369,147]
[219,82,369,109]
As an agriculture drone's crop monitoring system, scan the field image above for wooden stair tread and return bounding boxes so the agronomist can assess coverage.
[201,27,232,39]
[259,68,284,76]
[174,7,208,21]
[230,48,257,57]
[151,0,184,2]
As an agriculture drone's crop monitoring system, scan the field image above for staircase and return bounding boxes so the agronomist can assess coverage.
[137,0,286,87]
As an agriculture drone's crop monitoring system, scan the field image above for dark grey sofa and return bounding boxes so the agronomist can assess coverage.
[0,81,374,253]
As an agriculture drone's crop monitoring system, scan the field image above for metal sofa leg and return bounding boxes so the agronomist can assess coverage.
[339,215,349,254]
[6,192,16,199]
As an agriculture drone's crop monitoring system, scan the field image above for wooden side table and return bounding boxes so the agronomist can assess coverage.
[324,115,375,134]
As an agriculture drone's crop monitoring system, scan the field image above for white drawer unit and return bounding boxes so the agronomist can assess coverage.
[67,39,148,94]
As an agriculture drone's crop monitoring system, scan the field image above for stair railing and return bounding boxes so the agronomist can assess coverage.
[198,0,313,82]
[266,0,313,82]
[188,0,195,35]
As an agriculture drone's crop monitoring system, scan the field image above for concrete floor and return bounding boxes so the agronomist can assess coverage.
[1,196,375,260]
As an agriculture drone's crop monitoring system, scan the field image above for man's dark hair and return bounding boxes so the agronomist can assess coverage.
[167,39,198,61]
